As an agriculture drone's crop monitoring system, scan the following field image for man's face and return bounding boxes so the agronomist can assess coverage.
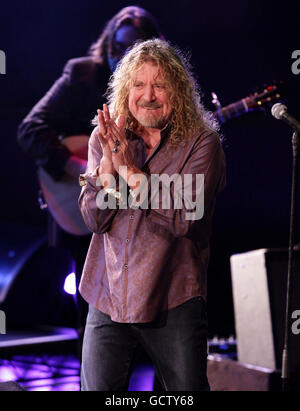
[128,62,172,130]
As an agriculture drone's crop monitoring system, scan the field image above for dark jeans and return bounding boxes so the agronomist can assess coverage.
[81,296,210,391]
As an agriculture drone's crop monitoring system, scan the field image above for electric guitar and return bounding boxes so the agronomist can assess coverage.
[38,136,90,236]
[38,82,284,236]
[212,82,284,123]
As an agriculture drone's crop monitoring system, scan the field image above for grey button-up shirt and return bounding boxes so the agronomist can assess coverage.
[78,125,226,323]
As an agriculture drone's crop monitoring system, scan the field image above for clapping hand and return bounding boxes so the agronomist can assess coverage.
[97,104,140,188]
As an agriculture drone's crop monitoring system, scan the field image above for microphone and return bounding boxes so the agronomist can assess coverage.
[271,103,300,133]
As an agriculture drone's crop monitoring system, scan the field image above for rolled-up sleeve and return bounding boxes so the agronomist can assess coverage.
[78,128,119,234]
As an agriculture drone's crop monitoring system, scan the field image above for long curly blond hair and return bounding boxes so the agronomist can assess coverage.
[105,39,219,146]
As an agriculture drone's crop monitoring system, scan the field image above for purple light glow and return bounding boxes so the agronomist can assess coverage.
[128,365,155,391]
[23,376,80,391]
[63,272,76,295]
[0,364,17,382]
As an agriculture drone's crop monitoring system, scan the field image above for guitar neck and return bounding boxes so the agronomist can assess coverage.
[213,96,253,124]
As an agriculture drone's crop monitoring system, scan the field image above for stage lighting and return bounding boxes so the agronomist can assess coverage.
[63,273,76,296]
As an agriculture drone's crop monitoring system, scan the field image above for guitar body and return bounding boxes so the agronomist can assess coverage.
[38,135,91,236]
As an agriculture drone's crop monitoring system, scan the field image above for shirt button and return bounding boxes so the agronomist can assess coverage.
[126,239,130,243]
[124,264,128,269]
[129,215,134,220]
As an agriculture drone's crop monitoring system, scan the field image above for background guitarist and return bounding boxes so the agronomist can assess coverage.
[17,6,164,353]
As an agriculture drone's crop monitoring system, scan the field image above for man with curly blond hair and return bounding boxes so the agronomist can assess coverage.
[79,39,226,391]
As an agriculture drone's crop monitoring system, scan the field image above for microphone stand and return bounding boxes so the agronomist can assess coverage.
[281,131,299,391]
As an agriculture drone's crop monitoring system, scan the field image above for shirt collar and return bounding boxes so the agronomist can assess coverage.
[126,123,171,142]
